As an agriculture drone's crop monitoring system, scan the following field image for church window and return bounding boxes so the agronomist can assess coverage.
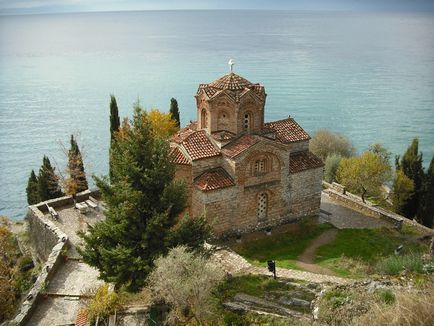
[255,159,267,174]
[243,112,252,132]
[257,192,268,220]
[201,109,208,129]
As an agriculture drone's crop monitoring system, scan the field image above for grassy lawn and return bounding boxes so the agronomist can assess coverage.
[315,228,427,278]
[230,221,428,278]
[230,222,334,270]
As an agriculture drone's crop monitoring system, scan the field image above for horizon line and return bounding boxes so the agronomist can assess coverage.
[2,7,434,17]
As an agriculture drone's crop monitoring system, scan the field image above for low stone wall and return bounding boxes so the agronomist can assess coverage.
[322,182,434,233]
[12,189,100,325]
[12,210,68,325]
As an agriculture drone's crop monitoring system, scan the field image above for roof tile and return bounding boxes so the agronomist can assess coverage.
[289,151,324,173]
[194,167,235,191]
[263,117,310,143]
[221,135,259,158]
[170,147,191,165]
[182,130,221,161]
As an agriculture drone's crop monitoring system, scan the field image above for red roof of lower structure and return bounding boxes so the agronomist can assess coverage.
[75,310,88,326]
[194,167,235,192]
[182,130,221,161]
[263,117,310,143]
[289,151,324,173]
[221,134,259,158]
[170,147,191,165]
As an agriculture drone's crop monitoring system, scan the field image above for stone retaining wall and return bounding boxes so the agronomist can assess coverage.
[322,182,433,235]
[11,189,100,325]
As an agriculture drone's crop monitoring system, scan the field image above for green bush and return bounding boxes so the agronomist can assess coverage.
[376,253,424,275]
[377,289,395,305]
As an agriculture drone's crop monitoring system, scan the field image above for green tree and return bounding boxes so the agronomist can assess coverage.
[324,154,342,183]
[368,143,392,166]
[79,106,210,291]
[109,95,120,181]
[417,154,434,227]
[26,170,40,205]
[337,151,392,203]
[38,156,63,201]
[396,138,424,219]
[148,246,225,325]
[109,95,120,141]
[66,135,88,196]
[170,97,180,128]
[391,170,414,216]
[309,129,355,161]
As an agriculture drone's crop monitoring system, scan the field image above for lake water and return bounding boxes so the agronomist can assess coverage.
[1,10,434,220]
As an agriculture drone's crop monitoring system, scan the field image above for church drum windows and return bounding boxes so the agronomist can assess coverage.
[243,112,252,132]
[201,109,208,129]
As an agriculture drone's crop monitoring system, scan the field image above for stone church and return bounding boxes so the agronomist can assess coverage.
[170,70,324,236]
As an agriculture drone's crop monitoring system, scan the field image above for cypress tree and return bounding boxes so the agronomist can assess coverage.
[67,135,88,195]
[38,156,63,201]
[109,95,120,181]
[79,106,210,291]
[110,95,120,141]
[26,170,40,205]
[398,138,424,219]
[170,97,180,128]
[417,154,434,227]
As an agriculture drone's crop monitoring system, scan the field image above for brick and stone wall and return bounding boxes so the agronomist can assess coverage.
[289,168,323,218]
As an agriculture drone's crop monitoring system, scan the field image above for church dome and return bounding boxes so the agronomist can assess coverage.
[196,72,265,103]
[209,73,253,91]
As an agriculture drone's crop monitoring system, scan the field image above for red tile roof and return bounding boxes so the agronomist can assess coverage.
[75,310,88,326]
[194,167,235,192]
[263,117,310,143]
[211,130,236,141]
[182,130,221,161]
[289,151,324,173]
[209,73,253,90]
[221,135,259,158]
[172,126,196,144]
[170,147,191,165]
[197,73,265,103]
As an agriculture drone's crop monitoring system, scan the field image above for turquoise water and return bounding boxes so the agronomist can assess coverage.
[1,10,434,220]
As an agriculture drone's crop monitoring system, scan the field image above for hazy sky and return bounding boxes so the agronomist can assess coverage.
[1,0,434,15]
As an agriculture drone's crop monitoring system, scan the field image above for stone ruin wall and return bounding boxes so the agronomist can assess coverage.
[13,189,100,325]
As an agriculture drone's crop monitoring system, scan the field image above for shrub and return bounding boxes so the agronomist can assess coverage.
[324,154,342,183]
[378,289,395,305]
[82,284,121,321]
[147,245,225,325]
[376,253,424,275]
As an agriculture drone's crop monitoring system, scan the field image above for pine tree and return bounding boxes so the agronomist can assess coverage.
[38,156,63,201]
[170,97,180,128]
[26,170,40,205]
[66,135,88,195]
[417,154,434,227]
[79,105,210,291]
[109,95,120,181]
[398,138,424,219]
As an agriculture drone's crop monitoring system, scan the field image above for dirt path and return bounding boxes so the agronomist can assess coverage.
[296,229,338,275]
[211,244,349,284]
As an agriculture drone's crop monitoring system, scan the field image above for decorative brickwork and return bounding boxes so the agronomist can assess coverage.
[171,71,324,236]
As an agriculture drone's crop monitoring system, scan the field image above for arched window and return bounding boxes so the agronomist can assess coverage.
[243,112,252,132]
[257,192,268,220]
[254,159,267,174]
[201,109,208,129]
